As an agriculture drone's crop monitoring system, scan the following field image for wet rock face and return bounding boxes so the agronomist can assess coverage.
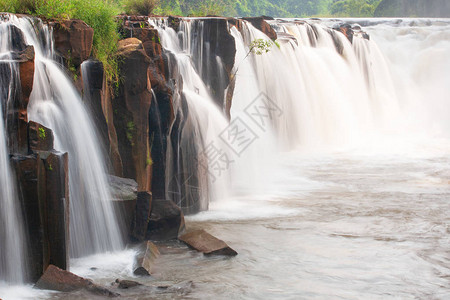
[146,199,185,241]
[1,25,35,154]
[131,191,152,241]
[190,18,236,109]
[28,121,54,152]
[11,149,69,282]
[51,19,94,67]
[113,38,152,191]
[242,17,277,40]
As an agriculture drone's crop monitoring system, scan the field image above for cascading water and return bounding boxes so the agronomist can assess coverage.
[6,16,123,258]
[10,17,448,300]
[230,20,406,150]
[0,22,27,283]
[149,18,232,212]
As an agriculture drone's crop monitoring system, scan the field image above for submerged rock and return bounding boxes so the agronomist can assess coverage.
[134,241,160,276]
[178,230,237,256]
[115,278,142,289]
[35,265,119,297]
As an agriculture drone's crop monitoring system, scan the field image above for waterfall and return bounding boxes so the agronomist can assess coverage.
[149,18,231,212]
[0,22,27,283]
[6,16,123,258]
[230,20,403,151]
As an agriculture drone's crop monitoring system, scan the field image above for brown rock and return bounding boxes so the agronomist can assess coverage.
[133,241,160,276]
[28,121,54,152]
[11,151,70,282]
[35,265,119,297]
[10,154,46,282]
[146,199,185,241]
[18,45,35,104]
[113,38,152,191]
[168,16,182,31]
[115,278,142,289]
[179,230,237,256]
[242,17,277,40]
[41,151,70,271]
[131,191,152,241]
[334,23,354,43]
[52,19,94,67]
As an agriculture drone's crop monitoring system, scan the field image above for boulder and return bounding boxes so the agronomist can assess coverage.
[109,175,138,201]
[146,199,185,241]
[179,230,237,256]
[242,17,277,40]
[28,121,54,152]
[113,38,152,191]
[35,265,119,297]
[131,191,152,241]
[133,241,160,276]
[51,19,94,67]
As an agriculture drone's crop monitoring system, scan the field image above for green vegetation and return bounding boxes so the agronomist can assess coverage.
[38,127,46,139]
[126,120,135,145]
[124,0,158,15]
[0,0,121,83]
[150,0,382,17]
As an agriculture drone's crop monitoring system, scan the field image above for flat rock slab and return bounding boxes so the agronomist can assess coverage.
[35,265,119,297]
[134,241,160,276]
[178,230,237,256]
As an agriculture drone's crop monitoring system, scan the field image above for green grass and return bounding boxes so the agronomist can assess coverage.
[0,0,121,83]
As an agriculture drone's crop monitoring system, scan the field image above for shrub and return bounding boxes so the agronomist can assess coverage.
[123,0,158,15]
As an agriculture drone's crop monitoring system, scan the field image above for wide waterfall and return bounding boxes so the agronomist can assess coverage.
[1,12,450,299]
[0,22,27,283]
[5,16,123,258]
